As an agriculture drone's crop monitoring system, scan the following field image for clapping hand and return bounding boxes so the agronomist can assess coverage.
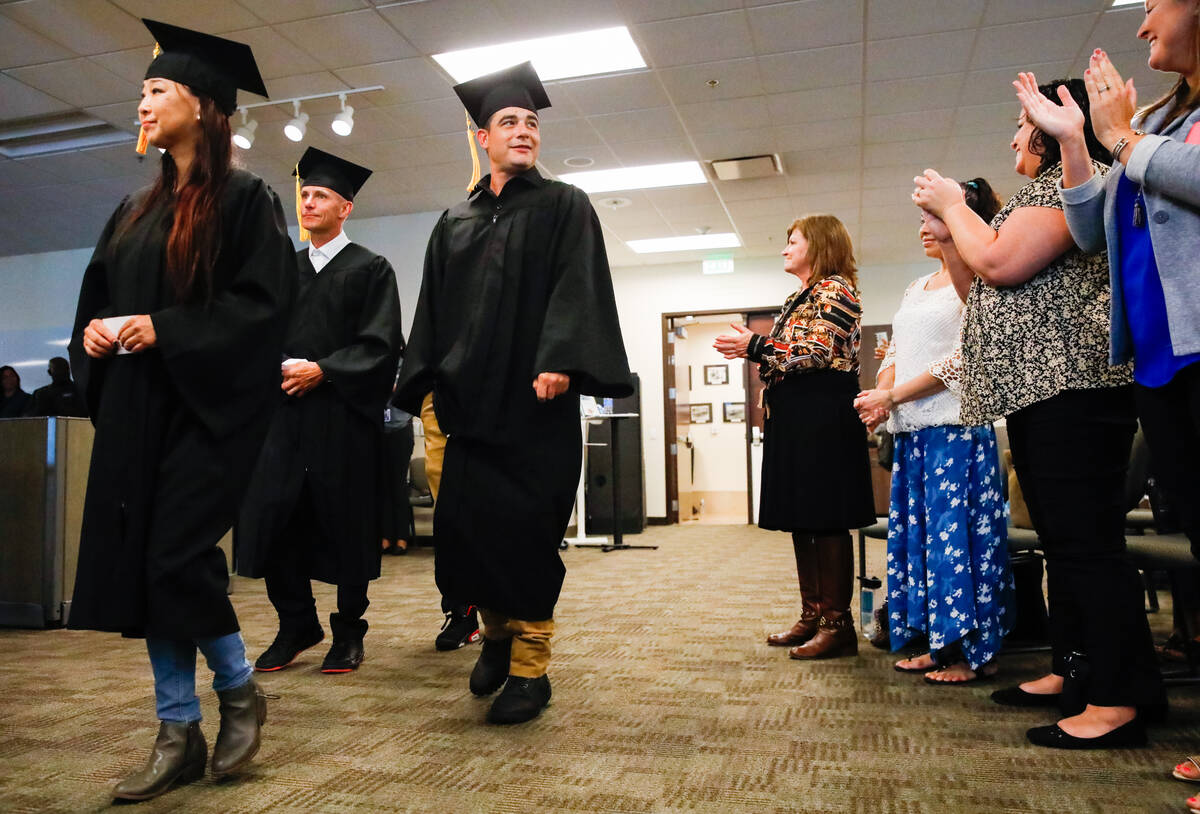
[1084,50,1138,150]
[1013,71,1086,145]
[713,323,753,360]
[912,170,964,219]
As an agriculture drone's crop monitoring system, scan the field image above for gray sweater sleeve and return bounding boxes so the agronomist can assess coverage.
[1057,170,1108,255]
[1126,134,1200,209]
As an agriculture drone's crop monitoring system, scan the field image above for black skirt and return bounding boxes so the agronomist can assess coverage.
[758,368,876,532]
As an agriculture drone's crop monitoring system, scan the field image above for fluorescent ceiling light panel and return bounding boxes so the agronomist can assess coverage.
[559,161,706,194]
[1110,0,1143,6]
[433,26,646,83]
[628,234,740,254]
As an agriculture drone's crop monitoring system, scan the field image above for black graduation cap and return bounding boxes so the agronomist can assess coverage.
[141,18,268,116]
[453,61,552,129]
[294,147,372,202]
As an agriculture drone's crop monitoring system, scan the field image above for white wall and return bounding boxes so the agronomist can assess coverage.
[676,319,748,493]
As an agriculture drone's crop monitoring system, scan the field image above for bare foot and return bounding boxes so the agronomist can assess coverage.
[1176,758,1200,782]
[924,661,998,684]
[1019,673,1063,695]
[895,653,935,671]
[1057,704,1136,738]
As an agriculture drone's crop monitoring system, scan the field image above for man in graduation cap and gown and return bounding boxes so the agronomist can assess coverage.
[393,62,633,725]
[238,148,404,675]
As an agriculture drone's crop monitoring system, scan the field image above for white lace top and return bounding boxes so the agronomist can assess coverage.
[880,272,966,433]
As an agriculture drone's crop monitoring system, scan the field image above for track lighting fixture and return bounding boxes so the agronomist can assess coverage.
[331,94,355,137]
[232,108,257,149]
[284,100,308,143]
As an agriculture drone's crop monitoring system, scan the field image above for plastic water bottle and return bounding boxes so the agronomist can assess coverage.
[859,576,882,640]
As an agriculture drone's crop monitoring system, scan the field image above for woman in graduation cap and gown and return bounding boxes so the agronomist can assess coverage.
[68,19,295,800]
[394,62,633,725]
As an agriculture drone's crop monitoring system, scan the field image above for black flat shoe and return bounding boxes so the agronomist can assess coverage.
[1026,718,1146,750]
[255,626,325,672]
[321,639,364,673]
[990,685,1061,708]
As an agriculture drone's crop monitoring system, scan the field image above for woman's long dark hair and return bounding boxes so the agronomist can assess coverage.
[1028,78,1110,176]
[125,89,231,303]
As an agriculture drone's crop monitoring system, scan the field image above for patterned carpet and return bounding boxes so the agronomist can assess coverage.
[0,523,1195,813]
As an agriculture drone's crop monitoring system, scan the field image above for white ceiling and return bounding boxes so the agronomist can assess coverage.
[0,0,1173,267]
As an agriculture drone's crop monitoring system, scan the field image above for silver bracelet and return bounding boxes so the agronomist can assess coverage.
[1112,130,1145,163]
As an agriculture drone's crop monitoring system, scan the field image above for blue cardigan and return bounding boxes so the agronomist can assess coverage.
[1059,101,1200,366]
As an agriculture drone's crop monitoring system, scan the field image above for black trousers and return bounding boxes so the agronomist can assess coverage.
[264,480,369,641]
[1136,361,1200,554]
[1007,385,1162,707]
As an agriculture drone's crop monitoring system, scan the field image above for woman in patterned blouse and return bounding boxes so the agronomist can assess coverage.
[714,215,875,661]
[912,78,1164,750]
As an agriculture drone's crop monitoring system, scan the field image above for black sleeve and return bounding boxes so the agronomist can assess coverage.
[533,186,634,398]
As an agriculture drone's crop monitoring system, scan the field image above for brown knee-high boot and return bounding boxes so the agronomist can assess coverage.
[790,532,857,659]
[767,533,821,646]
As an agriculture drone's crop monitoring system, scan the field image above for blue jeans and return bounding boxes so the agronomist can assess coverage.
[146,633,253,722]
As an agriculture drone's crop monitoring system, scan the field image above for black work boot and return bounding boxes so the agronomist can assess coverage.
[469,636,512,696]
[112,721,207,801]
[211,679,267,777]
[254,625,324,672]
[486,675,552,725]
[436,605,481,651]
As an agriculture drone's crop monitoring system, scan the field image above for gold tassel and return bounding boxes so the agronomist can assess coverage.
[295,163,310,243]
[464,110,481,192]
[135,42,162,155]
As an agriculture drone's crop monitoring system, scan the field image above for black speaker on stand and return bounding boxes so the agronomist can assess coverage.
[585,373,645,536]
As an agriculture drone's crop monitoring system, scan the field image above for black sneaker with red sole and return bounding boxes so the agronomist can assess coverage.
[254,627,325,672]
[435,606,481,651]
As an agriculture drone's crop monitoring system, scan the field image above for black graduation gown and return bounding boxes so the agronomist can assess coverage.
[67,169,296,639]
[394,168,633,621]
[236,243,404,586]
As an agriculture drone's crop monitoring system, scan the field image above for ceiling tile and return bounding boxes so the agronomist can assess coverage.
[770,119,862,151]
[1,0,147,55]
[246,0,369,25]
[957,60,1074,105]
[860,185,915,208]
[657,58,763,104]
[539,144,620,172]
[790,189,861,211]
[863,138,948,168]
[377,97,468,137]
[7,58,136,108]
[866,30,974,81]
[0,156,59,188]
[691,128,777,159]
[766,84,862,124]
[609,138,696,165]
[0,12,74,68]
[748,0,862,55]
[109,0,262,31]
[715,176,788,202]
[616,0,742,23]
[779,149,859,175]
[759,44,863,93]
[982,0,1105,26]
[539,117,603,150]
[587,107,684,144]
[951,101,1018,136]
[634,10,755,69]
[867,0,985,38]
[276,10,418,70]
[969,16,1093,71]
[641,184,720,209]
[558,71,668,116]
[226,26,326,79]
[334,58,455,107]
[864,74,963,115]
[676,97,770,134]
[375,0,507,53]
[784,168,860,195]
[864,109,954,143]
[0,73,73,118]
[487,0,625,40]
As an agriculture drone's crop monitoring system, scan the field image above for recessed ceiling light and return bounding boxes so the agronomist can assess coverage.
[433,26,646,83]
[563,156,594,168]
[559,161,706,194]
[627,233,740,254]
[599,196,631,209]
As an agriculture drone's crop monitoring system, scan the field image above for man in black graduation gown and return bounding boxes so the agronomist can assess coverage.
[238,148,404,674]
[394,62,633,724]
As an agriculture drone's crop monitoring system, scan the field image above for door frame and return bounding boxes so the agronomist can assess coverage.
[661,306,778,525]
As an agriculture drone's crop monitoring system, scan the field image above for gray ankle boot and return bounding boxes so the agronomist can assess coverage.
[211,679,267,777]
[112,721,206,801]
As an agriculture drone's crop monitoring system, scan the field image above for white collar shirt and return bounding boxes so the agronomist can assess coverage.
[308,229,350,273]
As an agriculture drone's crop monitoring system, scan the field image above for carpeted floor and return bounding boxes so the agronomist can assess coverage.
[0,524,1195,813]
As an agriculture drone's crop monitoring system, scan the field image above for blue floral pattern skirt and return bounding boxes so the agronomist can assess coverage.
[887,424,1015,669]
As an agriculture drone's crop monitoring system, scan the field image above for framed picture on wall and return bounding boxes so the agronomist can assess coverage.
[704,364,728,386]
[690,403,712,424]
[723,402,745,423]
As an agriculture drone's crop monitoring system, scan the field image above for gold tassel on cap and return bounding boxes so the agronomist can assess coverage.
[295,163,310,243]
[464,110,481,192]
[135,42,163,155]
